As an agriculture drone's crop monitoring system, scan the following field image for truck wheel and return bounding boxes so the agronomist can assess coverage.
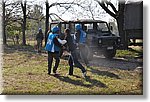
[103,49,116,59]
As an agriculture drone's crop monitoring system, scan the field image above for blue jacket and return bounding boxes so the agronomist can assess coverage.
[45,33,60,52]
[79,30,87,44]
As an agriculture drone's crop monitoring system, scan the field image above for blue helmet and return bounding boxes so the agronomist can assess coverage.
[39,28,42,31]
[75,24,82,30]
[52,26,60,33]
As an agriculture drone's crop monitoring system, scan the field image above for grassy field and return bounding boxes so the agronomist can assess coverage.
[2,45,143,95]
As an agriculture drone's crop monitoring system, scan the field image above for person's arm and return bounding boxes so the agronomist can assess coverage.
[66,35,76,51]
[36,34,38,40]
[53,37,62,48]
[57,38,67,45]
[76,30,80,43]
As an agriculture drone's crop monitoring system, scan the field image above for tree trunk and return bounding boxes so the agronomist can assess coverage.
[22,13,26,45]
[116,2,127,49]
[2,1,7,45]
[45,1,49,46]
[21,1,27,45]
[22,17,26,45]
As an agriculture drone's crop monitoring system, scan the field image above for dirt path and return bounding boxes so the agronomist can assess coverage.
[88,55,142,70]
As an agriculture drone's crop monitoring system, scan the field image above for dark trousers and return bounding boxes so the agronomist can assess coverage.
[68,51,86,75]
[37,39,42,52]
[48,51,60,74]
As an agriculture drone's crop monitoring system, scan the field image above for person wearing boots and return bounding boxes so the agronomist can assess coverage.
[45,26,66,75]
[75,24,90,67]
[64,28,87,78]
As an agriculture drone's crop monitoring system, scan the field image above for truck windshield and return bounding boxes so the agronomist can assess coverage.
[97,23,109,32]
[85,22,109,32]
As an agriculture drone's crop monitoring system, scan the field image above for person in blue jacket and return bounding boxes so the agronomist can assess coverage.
[75,24,86,44]
[75,24,90,67]
[45,26,66,75]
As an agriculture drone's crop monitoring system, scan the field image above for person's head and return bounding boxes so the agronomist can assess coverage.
[52,26,60,34]
[64,28,70,36]
[75,24,82,31]
[39,28,42,33]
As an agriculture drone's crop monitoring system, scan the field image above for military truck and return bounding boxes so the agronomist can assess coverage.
[124,1,143,46]
[49,19,121,59]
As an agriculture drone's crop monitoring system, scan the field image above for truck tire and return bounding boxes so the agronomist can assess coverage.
[103,49,116,59]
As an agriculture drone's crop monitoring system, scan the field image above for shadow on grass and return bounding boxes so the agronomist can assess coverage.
[85,76,107,88]
[53,75,107,88]
[4,44,36,54]
[90,67,120,79]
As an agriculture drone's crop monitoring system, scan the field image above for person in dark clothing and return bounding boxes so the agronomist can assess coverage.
[64,28,87,78]
[15,34,19,44]
[36,28,44,53]
[45,26,66,75]
[75,24,90,67]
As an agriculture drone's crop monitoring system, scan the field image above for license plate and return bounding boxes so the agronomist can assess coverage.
[107,46,113,50]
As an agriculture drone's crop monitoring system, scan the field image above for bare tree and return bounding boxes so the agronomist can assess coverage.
[11,0,33,45]
[1,0,21,45]
[45,0,49,45]
[20,0,27,45]
[1,0,25,45]
[95,0,126,49]
[44,0,83,45]
[1,0,45,45]
[2,0,6,45]
[29,4,44,28]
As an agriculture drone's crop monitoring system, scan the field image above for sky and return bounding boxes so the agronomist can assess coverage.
[8,0,143,22]
[31,0,143,22]
[24,0,117,22]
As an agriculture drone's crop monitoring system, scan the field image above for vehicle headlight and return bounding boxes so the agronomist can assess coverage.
[99,39,102,44]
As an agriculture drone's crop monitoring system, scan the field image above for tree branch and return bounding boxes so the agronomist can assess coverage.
[106,1,118,13]
[49,13,66,21]
[95,0,117,19]
[49,2,83,8]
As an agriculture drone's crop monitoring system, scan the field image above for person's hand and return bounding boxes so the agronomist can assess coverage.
[62,46,66,49]
[58,38,67,45]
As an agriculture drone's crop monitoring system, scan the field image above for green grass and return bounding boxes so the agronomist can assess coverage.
[116,46,143,58]
[2,45,143,95]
